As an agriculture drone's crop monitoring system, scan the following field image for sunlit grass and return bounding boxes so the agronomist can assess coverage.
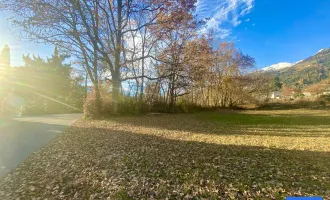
[1,109,329,199]
[96,110,330,152]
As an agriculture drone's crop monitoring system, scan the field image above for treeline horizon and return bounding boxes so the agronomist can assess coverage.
[0,0,278,117]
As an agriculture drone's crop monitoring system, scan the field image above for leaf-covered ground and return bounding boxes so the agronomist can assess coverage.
[0,109,330,199]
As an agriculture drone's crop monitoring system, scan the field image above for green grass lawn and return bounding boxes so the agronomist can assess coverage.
[1,109,329,199]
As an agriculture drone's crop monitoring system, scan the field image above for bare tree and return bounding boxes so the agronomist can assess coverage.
[0,0,181,114]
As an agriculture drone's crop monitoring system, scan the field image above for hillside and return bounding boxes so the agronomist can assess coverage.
[269,48,330,87]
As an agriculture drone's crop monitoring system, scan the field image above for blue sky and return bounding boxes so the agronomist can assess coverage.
[1,0,330,68]
[197,0,330,68]
[0,11,52,66]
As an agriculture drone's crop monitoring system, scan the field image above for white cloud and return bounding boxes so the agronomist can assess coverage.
[197,0,254,38]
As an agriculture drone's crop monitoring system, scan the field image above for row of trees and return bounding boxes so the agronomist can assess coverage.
[0,0,274,116]
[0,46,85,115]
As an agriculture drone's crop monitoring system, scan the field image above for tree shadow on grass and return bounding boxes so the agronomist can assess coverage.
[1,125,329,199]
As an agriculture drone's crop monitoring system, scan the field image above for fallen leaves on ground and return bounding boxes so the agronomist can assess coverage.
[0,110,330,199]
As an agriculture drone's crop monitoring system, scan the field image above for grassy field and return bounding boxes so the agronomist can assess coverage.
[0,109,330,199]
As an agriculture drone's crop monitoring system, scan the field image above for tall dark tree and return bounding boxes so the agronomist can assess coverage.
[273,76,283,92]
[0,44,10,67]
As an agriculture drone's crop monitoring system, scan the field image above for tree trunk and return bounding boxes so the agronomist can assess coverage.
[91,0,102,117]
[135,79,139,100]
[112,76,121,114]
[139,28,147,104]
[85,72,88,98]
[112,0,122,114]
[93,80,102,117]
[169,74,175,112]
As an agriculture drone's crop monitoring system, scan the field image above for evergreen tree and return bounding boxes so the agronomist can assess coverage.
[0,44,10,67]
[273,76,283,91]
[15,48,85,114]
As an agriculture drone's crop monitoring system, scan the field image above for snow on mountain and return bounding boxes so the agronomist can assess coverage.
[316,49,325,54]
[261,48,329,72]
[261,62,293,71]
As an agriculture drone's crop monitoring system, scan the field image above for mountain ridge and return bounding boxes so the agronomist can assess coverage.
[262,48,330,72]
[265,48,330,87]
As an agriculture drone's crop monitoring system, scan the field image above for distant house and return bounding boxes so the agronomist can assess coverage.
[323,88,330,95]
[270,91,280,99]
[302,92,312,98]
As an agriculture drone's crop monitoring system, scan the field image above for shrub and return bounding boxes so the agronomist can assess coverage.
[83,86,214,118]
[118,97,143,115]
[257,97,329,110]
[83,94,100,118]
[83,92,113,118]
[173,99,213,113]
[318,100,326,107]
[149,100,171,113]
[84,93,150,118]
[318,95,330,103]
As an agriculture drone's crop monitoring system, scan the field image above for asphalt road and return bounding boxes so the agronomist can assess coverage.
[0,114,81,179]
